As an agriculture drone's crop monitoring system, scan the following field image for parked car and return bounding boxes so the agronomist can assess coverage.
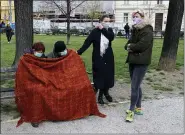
[161,31,184,38]
[180,31,184,38]
[33,29,40,34]
[116,29,125,37]
[45,29,52,35]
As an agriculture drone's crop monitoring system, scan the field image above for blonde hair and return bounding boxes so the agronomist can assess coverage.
[132,9,145,18]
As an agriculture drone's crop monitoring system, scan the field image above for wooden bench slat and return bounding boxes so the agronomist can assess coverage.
[1,88,14,92]
[1,96,15,99]
[1,76,15,81]
[0,67,17,73]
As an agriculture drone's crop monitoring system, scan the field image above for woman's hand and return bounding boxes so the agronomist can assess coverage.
[96,24,104,30]
[127,44,133,52]
[75,50,80,55]
[127,49,133,52]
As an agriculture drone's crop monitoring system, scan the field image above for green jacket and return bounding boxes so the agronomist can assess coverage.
[124,21,153,65]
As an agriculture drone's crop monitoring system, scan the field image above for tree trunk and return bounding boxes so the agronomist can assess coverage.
[91,19,93,27]
[12,0,33,67]
[158,0,184,71]
[0,1,1,21]
[66,0,71,45]
[66,17,70,45]
[157,0,160,4]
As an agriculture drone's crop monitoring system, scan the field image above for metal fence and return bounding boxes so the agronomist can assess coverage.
[33,28,184,39]
[1,27,184,39]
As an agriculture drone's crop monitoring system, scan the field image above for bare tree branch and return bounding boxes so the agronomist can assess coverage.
[69,0,72,5]
[71,0,86,12]
[52,0,67,16]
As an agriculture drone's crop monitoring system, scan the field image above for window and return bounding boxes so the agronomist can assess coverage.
[124,0,129,5]
[143,1,148,4]
[123,13,128,23]
[49,11,55,13]
[157,0,163,4]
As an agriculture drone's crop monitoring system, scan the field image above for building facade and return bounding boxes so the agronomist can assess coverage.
[114,0,184,31]
[0,0,15,24]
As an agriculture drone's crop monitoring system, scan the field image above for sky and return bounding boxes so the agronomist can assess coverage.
[33,1,114,13]
[102,1,114,13]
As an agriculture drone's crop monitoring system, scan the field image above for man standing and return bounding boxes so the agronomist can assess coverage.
[124,23,130,39]
[5,24,13,43]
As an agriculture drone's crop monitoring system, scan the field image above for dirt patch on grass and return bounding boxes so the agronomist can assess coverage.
[113,67,184,103]
[144,67,183,94]
[1,99,20,121]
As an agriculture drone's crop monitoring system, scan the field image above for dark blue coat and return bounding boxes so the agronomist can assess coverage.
[77,28,115,89]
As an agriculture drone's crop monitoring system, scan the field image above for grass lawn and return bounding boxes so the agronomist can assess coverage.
[0,34,184,82]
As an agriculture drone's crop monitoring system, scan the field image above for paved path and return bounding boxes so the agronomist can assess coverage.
[1,97,184,134]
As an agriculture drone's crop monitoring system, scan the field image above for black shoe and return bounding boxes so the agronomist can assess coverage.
[31,123,39,128]
[104,95,113,102]
[98,97,104,104]
[104,89,113,102]
[98,90,104,104]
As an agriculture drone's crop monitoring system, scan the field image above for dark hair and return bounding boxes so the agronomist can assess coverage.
[32,42,45,52]
[54,41,66,53]
[99,15,110,22]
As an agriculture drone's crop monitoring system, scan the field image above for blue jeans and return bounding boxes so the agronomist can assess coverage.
[129,64,148,111]
[125,32,130,39]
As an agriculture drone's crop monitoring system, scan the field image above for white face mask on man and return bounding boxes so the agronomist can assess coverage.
[59,49,68,56]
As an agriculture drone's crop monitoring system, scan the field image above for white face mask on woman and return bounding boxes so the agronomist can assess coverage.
[59,49,68,56]
[101,22,110,29]
[34,52,43,57]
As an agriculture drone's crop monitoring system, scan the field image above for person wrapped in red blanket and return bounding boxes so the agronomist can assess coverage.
[15,49,106,127]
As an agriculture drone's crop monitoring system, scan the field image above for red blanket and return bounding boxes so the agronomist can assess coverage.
[15,50,106,127]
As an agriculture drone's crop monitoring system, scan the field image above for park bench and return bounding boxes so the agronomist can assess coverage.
[1,67,16,99]
[0,66,94,99]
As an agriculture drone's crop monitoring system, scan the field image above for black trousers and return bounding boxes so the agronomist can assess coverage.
[129,64,148,111]
[94,85,109,94]
[6,33,12,42]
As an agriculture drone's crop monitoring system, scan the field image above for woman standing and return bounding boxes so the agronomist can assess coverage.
[77,15,115,105]
[124,10,153,122]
